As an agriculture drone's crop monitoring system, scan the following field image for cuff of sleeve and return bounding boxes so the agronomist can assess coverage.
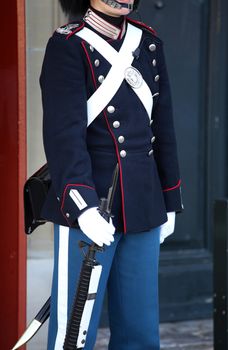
[60,184,100,226]
[163,182,184,213]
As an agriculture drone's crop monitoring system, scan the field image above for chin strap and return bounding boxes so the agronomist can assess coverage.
[101,0,133,11]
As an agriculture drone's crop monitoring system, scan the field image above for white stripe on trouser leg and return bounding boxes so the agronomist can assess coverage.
[54,225,69,350]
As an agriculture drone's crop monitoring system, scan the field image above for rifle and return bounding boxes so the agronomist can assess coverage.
[12,163,119,349]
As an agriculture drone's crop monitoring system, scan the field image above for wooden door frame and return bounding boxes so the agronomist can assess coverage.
[0,0,27,348]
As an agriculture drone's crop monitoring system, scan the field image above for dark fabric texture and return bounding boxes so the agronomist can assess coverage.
[47,225,160,349]
[40,18,183,233]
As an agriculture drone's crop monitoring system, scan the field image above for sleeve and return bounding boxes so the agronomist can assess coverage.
[40,33,100,226]
[152,40,184,213]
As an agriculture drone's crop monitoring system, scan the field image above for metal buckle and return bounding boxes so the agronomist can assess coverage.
[124,67,143,88]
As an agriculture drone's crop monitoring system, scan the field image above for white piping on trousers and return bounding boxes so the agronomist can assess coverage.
[54,225,69,350]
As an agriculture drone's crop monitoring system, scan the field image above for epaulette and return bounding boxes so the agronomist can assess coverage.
[56,21,85,40]
[127,18,157,36]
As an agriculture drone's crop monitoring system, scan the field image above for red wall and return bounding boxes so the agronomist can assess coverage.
[0,1,26,348]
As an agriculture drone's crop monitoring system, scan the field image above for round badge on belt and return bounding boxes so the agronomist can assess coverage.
[124,67,143,89]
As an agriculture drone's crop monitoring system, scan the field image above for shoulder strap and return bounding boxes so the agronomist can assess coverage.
[77,23,153,125]
[77,26,118,64]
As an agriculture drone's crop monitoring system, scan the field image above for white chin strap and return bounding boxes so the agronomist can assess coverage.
[101,0,133,10]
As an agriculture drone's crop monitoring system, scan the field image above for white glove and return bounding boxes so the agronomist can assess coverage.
[78,207,115,247]
[159,212,176,244]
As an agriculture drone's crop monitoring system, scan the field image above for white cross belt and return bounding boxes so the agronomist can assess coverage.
[76,23,153,126]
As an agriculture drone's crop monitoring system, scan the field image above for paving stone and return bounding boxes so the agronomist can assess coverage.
[27,259,213,350]
[94,319,213,350]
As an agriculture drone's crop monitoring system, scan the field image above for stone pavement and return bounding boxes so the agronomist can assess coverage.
[95,320,213,350]
[26,241,213,350]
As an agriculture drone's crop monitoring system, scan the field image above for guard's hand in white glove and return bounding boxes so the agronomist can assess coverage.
[159,212,176,244]
[78,207,115,247]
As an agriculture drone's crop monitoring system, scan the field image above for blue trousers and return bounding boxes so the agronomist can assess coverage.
[47,225,160,350]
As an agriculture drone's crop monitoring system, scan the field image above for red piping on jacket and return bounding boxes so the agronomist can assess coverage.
[127,18,157,36]
[66,22,85,40]
[61,183,95,225]
[81,42,127,233]
[103,110,127,233]
[61,183,95,208]
[163,179,181,192]
[81,41,97,86]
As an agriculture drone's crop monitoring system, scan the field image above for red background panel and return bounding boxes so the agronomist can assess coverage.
[0,0,26,348]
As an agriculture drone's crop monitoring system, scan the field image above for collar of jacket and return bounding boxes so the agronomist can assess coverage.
[83,8,126,40]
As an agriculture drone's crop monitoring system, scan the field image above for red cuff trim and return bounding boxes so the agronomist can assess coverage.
[61,183,95,209]
[163,180,181,192]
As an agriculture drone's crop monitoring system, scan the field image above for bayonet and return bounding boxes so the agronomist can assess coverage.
[11,297,50,350]
[11,164,119,349]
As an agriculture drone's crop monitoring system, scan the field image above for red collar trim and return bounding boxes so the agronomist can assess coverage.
[83,8,126,40]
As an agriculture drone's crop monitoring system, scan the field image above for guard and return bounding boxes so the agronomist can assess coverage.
[39,0,184,348]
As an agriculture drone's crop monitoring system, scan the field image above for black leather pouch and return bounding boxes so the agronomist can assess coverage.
[24,163,51,234]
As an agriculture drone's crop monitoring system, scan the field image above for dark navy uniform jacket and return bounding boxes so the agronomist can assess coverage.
[40,9,183,234]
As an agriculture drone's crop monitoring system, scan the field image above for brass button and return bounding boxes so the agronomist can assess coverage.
[151,136,156,143]
[149,43,156,52]
[113,121,120,128]
[90,45,94,52]
[148,149,154,156]
[66,213,70,218]
[120,150,127,158]
[94,59,100,67]
[152,59,157,66]
[98,75,104,83]
[107,105,115,113]
[154,75,160,82]
[149,119,154,126]
[118,136,125,143]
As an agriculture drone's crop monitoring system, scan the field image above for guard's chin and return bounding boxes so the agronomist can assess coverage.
[119,7,132,15]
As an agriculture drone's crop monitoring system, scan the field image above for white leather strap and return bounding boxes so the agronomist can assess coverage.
[131,79,153,118]
[76,23,153,125]
[77,26,118,64]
